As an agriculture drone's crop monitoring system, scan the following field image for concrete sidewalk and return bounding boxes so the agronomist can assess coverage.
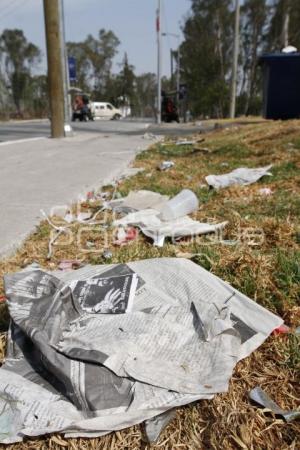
[0,132,149,256]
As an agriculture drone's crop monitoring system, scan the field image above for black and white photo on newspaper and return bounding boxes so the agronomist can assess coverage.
[69,272,138,314]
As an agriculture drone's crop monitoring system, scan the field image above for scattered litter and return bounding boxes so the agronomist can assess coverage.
[58,260,82,271]
[258,187,273,196]
[114,227,139,246]
[220,162,229,167]
[78,211,93,222]
[112,190,225,247]
[86,240,96,249]
[174,138,205,146]
[47,228,65,259]
[206,165,273,189]
[142,132,159,141]
[24,262,41,270]
[109,190,169,214]
[175,251,200,259]
[118,167,145,180]
[295,326,300,335]
[64,211,93,223]
[219,239,239,246]
[114,209,227,247]
[144,410,176,443]
[0,296,6,303]
[50,205,69,218]
[97,191,111,200]
[158,161,175,171]
[272,324,290,335]
[249,387,300,422]
[0,258,283,443]
[102,249,113,259]
[176,140,195,146]
[159,189,199,221]
[86,191,95,200]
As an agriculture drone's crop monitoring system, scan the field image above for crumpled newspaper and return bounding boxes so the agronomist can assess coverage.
[205,165,272,189]
[0,258,283,443]
[114,209,227,247]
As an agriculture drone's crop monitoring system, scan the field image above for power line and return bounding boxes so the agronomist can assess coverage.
[0,0,28,23]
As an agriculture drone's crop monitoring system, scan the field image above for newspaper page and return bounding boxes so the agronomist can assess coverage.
[114,209,227,246]
[205,165,273,189]
[0,258,282,443]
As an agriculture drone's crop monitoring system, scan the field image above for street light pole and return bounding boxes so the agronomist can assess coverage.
[157,0,162,124]
[162,33,180,106]
[59,0,73,136]
[176,43,180,106]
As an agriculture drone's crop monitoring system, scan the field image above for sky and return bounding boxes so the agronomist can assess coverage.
[0,0,191,77]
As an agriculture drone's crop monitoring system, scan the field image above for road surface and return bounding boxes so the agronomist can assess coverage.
[0,118,209,143]
[0,121,157,256]
[0,118,212,256]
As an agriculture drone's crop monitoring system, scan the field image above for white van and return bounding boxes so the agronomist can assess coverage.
[91,102,122,120]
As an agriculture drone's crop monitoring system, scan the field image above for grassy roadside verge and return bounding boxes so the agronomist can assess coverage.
[0,119,299,449]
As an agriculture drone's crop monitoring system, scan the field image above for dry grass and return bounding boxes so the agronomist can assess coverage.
[0,118,299,449]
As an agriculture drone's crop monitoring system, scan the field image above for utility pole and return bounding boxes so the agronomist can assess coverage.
[59,0,73,136]
[176,46,180,107]
[157,0,162,124]
[170,49,174,81]
[163,33,180,109]
[43,0,65,138]
[229,0,240,119]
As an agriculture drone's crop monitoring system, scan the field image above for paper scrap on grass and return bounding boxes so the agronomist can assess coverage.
[108,190,170,214]
[249,387,300,422]
[205,165,272,189]
[0,258,282,443]
[114,209,227,246]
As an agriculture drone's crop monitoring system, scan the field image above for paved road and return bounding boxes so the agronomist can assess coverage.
[0,118,210,256]
[0,126,152,256]
[0,118,208,143]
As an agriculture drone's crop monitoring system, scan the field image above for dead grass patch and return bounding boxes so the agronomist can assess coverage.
[0,118,299,449]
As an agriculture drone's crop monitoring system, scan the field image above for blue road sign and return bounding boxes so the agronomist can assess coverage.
[68,56,76,82]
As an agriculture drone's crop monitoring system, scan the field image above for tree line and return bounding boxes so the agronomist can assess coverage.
[181,0,300,118]
[0,0,299,119]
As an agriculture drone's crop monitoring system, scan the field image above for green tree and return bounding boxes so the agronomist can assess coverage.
[115,53,136,112]
[85,29,120,97]
[66,41,90,91]
[66,29,120,99]
[0,29,40,114]
[268,0,300,51]
[239,0,269,115]
[135,73,157,117]
[181,0,233,118]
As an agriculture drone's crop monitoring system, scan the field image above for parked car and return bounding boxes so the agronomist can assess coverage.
[91,102,122,120]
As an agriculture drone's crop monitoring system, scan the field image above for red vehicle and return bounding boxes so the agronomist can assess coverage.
[161,92,179,123]
[72,93,94,121]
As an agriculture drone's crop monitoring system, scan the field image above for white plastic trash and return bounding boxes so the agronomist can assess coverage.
[159,189,199,221]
